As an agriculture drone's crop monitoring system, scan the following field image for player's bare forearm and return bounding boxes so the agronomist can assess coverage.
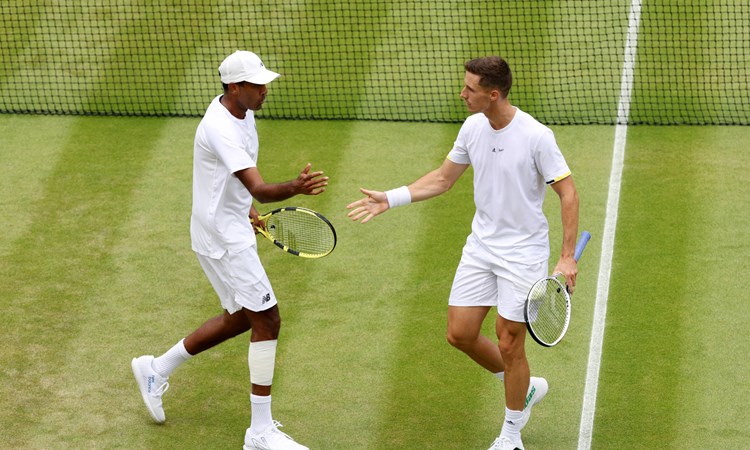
[253,178,326,203]
[409,159,468,202]
[407,170,450,201]
[560,200,579,260]
[236,164,328,203]
[347,159,467,224]
[551,176,580,289]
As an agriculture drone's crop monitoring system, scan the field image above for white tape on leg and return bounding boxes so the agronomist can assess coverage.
[248,340,277,386]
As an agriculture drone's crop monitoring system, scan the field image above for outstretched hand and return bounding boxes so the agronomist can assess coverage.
[346,188,390,223]
[296,163,328,195]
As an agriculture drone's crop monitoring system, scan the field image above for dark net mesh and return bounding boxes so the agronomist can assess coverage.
[1,1,748,124]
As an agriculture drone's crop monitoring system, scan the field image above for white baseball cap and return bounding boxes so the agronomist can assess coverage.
[218,51,280,85]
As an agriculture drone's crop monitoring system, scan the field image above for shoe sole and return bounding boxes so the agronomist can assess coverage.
[243,441,308,450]
[131,357,165,424]
[243,438,308,450]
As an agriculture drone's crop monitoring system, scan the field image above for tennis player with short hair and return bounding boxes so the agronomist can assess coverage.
[132,50,327,450]
[347,56,579,450]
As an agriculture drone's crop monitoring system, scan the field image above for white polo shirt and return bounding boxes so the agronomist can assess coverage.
[191,95,257,258]
[447,108,571,264]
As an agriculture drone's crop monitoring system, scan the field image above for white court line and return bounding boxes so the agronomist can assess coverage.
[577,1,642,449]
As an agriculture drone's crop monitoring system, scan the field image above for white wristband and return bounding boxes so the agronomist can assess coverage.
[385,186,411,208]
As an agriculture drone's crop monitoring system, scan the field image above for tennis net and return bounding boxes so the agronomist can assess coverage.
[1,1,747,124]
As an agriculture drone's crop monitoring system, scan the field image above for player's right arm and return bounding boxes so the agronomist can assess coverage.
[409,158,468,201]
[347,158,468,223]
[236,163,328,203]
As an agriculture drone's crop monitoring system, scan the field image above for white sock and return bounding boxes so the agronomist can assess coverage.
[250,394,273,434]
[501,407,523,441]
[152,339,192,378]
[494,371,505,382]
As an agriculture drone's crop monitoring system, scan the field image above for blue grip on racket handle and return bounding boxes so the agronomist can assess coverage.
[574,231,591,262]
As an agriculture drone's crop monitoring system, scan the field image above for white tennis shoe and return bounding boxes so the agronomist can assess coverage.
[488,435,525,450]
[244,421,309,450]
[131,355,169,423]
[519,376,548,430]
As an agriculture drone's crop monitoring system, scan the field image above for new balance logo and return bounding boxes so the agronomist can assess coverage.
[250,437,270,450]
[261,293,271,304]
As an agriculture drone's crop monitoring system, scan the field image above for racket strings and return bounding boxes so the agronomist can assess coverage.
[527,278,569,344]
[267,210,335,256]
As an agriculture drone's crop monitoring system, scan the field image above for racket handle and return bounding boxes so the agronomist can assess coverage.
[574,230,592,262]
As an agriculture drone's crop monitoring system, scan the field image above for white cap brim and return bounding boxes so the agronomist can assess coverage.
[245,69,280,85]
[220,69,280,85]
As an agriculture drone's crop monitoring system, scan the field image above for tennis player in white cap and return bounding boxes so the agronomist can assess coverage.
[132,50,327,450]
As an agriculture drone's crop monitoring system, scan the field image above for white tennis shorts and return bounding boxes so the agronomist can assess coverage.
[448,235,547,322]
[195,246,277,314]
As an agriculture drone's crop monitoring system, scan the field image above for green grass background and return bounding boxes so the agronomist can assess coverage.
[1,114,748,449]
[594,126,750,448]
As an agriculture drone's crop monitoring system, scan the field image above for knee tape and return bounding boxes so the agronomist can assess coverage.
[248,340,277,386]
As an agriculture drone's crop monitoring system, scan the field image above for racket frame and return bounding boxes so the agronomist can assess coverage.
[524,230,591,347]
[524,274,571,347]
[254,206,337,258]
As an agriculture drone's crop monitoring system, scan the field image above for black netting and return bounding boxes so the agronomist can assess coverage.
[1,1,748,124]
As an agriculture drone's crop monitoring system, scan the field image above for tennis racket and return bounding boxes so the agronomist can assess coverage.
[525,230,591,347]
[253,206,337,258]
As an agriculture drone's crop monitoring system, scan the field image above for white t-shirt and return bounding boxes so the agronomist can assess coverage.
[447,108,571,264]
[191,95,258,258]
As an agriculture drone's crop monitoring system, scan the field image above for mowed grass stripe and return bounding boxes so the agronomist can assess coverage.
[250,120,400,449]
[0,117,161,448]
[674,127,750,448]
[368,126,495,449]
[0,115,72,445]
[616,127,748,449]
[281,121,455,449]
[0,116,70,256]
[29,118,218,449]
[593,126,750,448]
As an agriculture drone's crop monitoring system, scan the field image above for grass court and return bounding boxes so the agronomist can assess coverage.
[1,116,748,448]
